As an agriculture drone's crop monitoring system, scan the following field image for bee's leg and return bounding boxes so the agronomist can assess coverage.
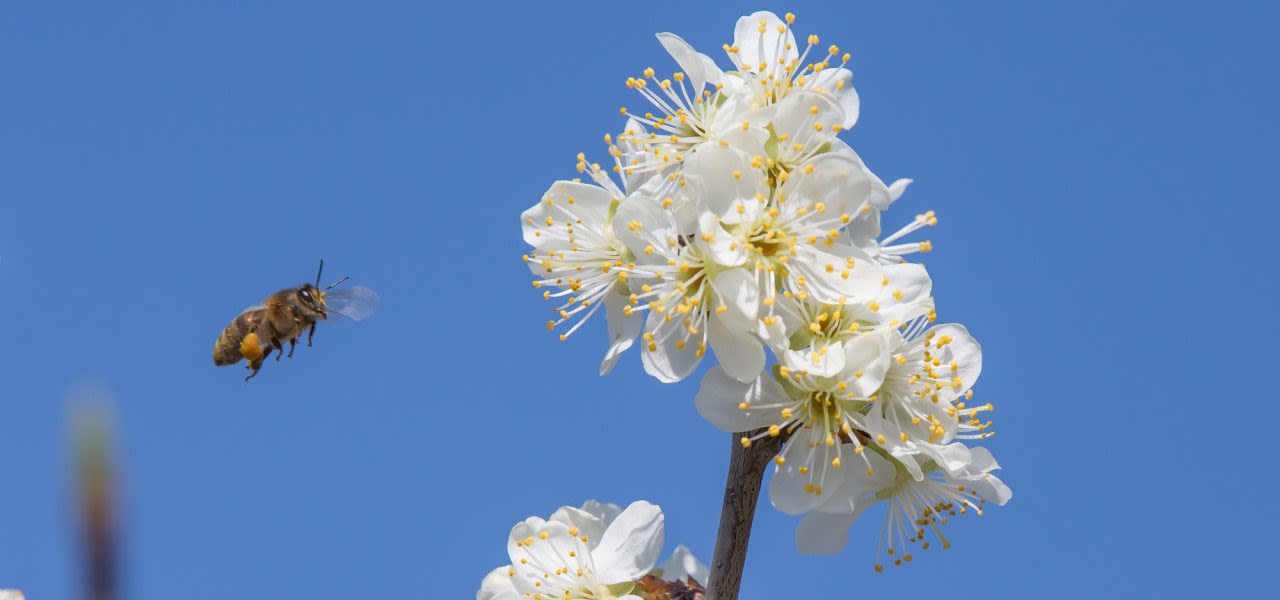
[308,322,317,347]
[245,349,270,381]
[273,339,285,362]
[288,338,297,358]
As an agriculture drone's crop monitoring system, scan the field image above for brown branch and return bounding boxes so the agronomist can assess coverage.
[705,431,784,600]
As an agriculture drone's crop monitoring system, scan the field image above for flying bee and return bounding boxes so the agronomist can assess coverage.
[213,260,378,381]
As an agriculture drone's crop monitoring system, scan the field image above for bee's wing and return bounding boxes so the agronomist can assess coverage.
[325,286,378,321]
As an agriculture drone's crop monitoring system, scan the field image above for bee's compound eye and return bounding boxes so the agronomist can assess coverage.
[300,289,311,299]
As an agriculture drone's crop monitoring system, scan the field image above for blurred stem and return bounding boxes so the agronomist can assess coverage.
[706,431,783,600]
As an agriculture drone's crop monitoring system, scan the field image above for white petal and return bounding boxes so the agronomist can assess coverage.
[733,11,798,70]
[656,32,709,94]
[795,511,857,555]
[845,206,882,252]
[612,195,675,262]
[756,309,790,348]
[929,323,983,402]
[965,446,1000,474]
[770,90,845,157]
[696,212,748,267]
[707,316,765,384]
[839,333,891,397]
[506,519,583,594]
[791,242,883,305]
[680,144,767,224]
[758,293,805,350]
[820,448,896,511]
[478,565,521,600]
[579,499,624,526]
[657,545,709,586]
[861,411,924,480]
[876,264,933,324]
[695,366,786,432]
[768,431,844,515]
[591,501,665,584]
[919,442,973,477]
[887,178,913,204]
[522,181,614,249]
[781,342,845,378]
[808,67,859,128]
[550,506,607,549]
[970,472,1013,506]
[640,313,703,383]
[708,267,760,331]
[780,150,876,219]
[700,54,724,86]
[836,80,860,128]
[600,286,642,375]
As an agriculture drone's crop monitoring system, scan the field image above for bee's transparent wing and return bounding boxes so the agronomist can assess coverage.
[326,286,378,321]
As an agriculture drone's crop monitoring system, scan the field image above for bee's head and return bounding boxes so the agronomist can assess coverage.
[303,259,350,320]
[296,284,328,319]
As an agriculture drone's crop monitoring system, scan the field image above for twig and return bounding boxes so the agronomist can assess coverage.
[706,431,784,600]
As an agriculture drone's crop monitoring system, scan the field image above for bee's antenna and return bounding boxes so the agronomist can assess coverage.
[315,259,324,289]
[325,276,350,291]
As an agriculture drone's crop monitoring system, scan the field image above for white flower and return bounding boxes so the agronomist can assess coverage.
[695,314,992,516]
[723,11,861,128]
[655,545,708,586]
[479,500,665,600]
[861,323,993,480]
[695,332,894,515]
[523,163,683,375]
[523,179,635,375]
[612,192,763,383]
[795,445,1011,571]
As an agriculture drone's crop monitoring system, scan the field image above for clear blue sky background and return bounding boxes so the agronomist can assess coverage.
[1,1,1275,598]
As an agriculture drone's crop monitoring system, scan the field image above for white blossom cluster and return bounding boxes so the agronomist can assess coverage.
[521,10,1011,573]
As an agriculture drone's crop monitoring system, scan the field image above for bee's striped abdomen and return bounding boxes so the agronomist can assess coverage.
[213,311,260,366]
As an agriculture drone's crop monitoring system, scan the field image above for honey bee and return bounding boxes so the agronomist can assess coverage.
[213,261,377,381]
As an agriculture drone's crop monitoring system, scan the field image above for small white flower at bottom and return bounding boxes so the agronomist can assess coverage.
[478,500,664,600]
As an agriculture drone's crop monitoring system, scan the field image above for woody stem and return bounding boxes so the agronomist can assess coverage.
[705,430,784,600]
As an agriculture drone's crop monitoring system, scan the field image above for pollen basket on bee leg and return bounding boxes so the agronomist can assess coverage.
[240,332,265,363]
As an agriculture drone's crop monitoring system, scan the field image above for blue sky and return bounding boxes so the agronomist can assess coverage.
[1,1,1275,597]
